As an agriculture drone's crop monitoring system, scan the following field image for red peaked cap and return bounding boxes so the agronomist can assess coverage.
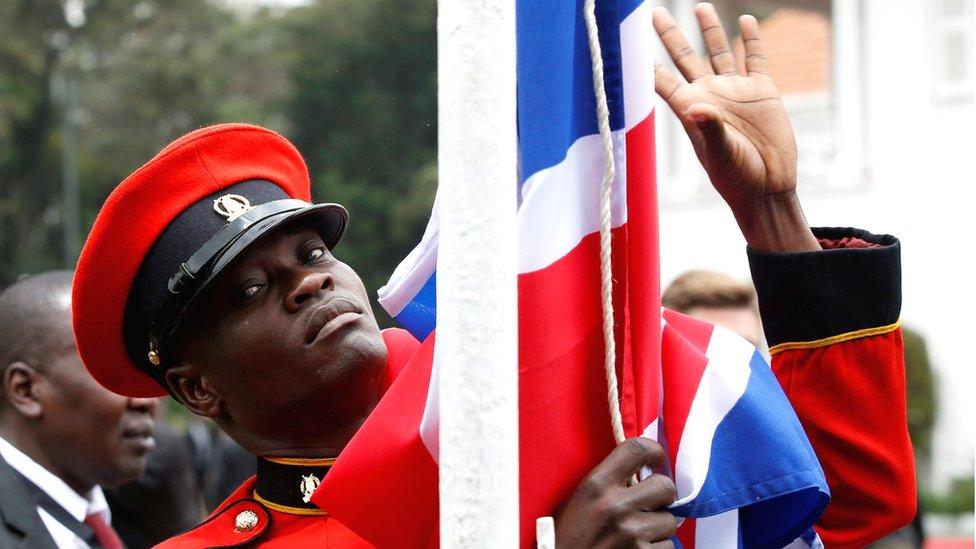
[73,124,347,397]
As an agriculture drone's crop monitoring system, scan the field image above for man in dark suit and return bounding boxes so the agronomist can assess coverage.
[0,271,157,549]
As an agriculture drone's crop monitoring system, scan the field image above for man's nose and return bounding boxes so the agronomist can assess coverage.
[128,397,158,414]
[285,271,334,312]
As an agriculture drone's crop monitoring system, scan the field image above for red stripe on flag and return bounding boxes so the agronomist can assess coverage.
[662,309,714,353]
[621,112,661,436]
[677,518,697,548]
[519,229,623,547]
[312,334,440,548]
[661,313,714,472]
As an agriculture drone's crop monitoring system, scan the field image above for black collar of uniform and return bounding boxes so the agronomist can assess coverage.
[253,456,334,515]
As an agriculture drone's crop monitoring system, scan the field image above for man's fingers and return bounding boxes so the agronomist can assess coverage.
[619,511,679,543]
[589,438,666,487]
[685,102,753,189]
[626,473,678,511]
[694,3,736,75]
[739,14,768,75]
[685,102,731,157]
[652,7,709,82]
[654,62,684,103]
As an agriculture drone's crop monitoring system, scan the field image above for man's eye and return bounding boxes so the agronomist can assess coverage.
[305,247,326,263]
[240,284,263,300]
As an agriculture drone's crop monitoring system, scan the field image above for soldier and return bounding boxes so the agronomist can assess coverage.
[71,4,913,546]
[67,120,673,546]
[0,272,157,549]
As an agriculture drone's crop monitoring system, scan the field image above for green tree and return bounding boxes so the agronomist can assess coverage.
[279,0,438,323]
[903,326,937,463]
[75,0,292,233]
[0,0,114,283]
[0,0,250,285]
[2,0,439,321]
[923,475,975,515]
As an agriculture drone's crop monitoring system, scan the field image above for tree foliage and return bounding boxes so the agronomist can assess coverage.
[0,0,438,326]
[279,0,437,313]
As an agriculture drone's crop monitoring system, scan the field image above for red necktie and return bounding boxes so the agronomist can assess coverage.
[84,512,124,549]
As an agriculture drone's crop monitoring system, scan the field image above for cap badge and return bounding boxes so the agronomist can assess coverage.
[234,509,259,532]
[213,194,253,222]
[300,473,320,504]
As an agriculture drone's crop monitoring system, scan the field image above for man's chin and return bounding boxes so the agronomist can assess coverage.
[101,458,150,488]
[298,357,386,426]
[308,323,387,374]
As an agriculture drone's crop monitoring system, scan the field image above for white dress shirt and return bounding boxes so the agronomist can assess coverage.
[0,435,111,549]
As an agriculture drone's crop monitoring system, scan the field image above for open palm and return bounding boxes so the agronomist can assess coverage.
[652,4,797,211]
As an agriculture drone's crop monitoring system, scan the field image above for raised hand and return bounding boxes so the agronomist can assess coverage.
[652,3,820,253]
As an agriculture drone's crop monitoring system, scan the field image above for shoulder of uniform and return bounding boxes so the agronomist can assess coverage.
[153,499,271,548]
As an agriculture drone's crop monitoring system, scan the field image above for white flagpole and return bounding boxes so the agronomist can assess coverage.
[436,0,519,546]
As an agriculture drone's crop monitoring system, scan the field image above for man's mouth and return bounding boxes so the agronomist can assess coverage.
[304,298,364,344]
[121,421,156,453]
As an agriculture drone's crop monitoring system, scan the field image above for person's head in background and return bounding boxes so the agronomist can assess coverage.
[662,270,762,346]
[0,271,157,495]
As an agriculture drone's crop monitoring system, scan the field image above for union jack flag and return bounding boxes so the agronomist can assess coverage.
[317,1,829,547]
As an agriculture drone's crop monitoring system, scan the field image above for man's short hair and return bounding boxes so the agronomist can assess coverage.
[662,270,756,313]
[0,270,74,371]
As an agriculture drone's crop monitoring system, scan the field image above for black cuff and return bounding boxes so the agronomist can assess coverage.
[748,227,901,349]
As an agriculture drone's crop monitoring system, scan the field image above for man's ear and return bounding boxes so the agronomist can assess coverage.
[3,362,44,419]
[165,363,221,419]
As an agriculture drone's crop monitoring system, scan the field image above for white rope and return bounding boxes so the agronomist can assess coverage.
[583,0,625,447]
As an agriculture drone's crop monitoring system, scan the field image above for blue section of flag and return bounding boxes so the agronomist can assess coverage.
[670,351,830,548]
[517,0,625,182]
[617,0,643,21]
[800,528,822,547]
[392,272,437,342]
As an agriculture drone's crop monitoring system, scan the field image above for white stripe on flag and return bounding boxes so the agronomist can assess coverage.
[695,509,740,549]
[377,195,441,317]
[784,531,824,549]
[621,1,655,131]
[671,326,755,505]
[639,418,665,481]
[419,349,440,462]
[517,130,628,274]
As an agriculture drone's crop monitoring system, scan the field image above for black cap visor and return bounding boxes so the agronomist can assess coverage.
[149,199,348,365]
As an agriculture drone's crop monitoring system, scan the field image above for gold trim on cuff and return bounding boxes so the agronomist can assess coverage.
[768,319,902,355]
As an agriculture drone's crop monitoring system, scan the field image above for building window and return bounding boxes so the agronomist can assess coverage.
[656,0,858,206]
[930,0,975,103]
[732,4,834,191]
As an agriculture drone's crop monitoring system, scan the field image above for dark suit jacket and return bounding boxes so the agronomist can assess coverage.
[0,453,59,549]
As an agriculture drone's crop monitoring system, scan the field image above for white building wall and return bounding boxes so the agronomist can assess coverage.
[656,0,975,491]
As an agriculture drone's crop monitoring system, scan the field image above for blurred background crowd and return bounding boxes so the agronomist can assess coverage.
[1,0,973,547]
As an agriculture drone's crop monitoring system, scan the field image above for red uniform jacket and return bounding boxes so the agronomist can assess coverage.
[157,227,914,548]
[748,227,915,547]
